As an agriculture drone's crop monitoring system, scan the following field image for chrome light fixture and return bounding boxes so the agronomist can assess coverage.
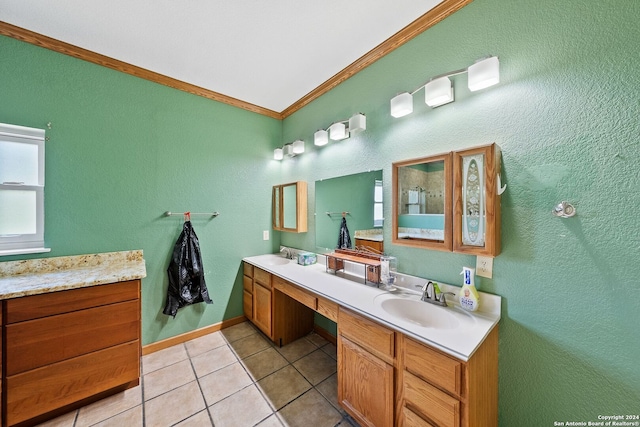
[292,139,305,154]
[274,140,305,160]
[390,55,500,117]
[390,92,413,118]
[468,56,500,91]
[348,113,367,134]
[329,122,347,140]
[315,113,367,146]
[314,129,329,146]
[425,76,454,107]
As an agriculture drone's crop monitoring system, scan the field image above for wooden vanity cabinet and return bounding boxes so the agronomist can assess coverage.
[272,277,315,346]
[338,308,395,427]
[242,262,253,321]
[397,327,499,427]
[2,280,141,427]
[252,267,273,338]
[242,264,315,346]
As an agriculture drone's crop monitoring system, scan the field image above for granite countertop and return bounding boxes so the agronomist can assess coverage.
[244,253,501,361]
[0,250,147,300]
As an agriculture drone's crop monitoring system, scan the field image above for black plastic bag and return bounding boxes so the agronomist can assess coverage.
[164,221,213,317]
[337,217,352,249]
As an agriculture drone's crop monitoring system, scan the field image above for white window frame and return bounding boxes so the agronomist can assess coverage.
[373,179,384,228]
[0,123,50,256]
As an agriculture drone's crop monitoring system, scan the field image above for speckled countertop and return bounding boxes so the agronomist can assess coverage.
[0,250,147,300]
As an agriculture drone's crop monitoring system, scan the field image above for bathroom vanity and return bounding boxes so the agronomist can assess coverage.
[243,254,500,427]
[0,251,146,427]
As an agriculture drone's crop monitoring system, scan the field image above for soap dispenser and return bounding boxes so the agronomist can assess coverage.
[459,266,480,311]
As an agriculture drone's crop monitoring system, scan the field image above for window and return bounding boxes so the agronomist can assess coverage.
[373,179,384,227]
[0,122,49,256]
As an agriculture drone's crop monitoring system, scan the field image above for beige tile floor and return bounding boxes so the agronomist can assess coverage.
[37,321,360,427]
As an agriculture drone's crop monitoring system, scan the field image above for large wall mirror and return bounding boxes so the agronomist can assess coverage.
[392,153,452,251]
[315,170,383,252]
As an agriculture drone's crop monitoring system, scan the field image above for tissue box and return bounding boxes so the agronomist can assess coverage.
[297,252,317,266]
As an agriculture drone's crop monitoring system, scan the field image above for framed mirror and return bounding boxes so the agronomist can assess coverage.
[272,181,307,233]
[315,170,383,252]
[392,153,452,251]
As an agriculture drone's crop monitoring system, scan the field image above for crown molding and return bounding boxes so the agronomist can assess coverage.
[0,21,283,120]
[0,0,471,120]
[281,0,473,118]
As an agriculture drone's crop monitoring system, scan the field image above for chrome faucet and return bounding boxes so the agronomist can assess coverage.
[420,281,455,307]
[280,247,294,260]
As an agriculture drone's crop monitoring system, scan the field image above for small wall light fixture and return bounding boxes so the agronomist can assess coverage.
[390,56,500,118]
[273,140,305,160]
[292,139,305,154]
[314,113,366,146]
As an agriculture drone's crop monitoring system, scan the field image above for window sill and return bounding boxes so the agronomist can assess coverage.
[0,247,51,257]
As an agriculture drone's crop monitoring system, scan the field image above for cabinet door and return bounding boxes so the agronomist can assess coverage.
[338,336,394,427]
[453,143,501,256]
[272,181,308,233]
[253,283,272,338]
[243,290,253,321]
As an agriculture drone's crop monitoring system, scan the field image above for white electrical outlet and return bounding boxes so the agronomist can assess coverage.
[262,230,269,240]
[476,255,493,278]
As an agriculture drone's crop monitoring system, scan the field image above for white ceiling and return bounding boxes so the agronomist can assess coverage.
[1,0,443,113]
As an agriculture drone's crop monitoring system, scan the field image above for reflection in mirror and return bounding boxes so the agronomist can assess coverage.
[273,186,281,229]
[272,181,307,233]
[392,153,452,251]
[283,183,297,229]
[315,170,383,252]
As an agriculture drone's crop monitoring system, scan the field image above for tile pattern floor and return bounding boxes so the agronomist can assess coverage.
[38,322,360,427]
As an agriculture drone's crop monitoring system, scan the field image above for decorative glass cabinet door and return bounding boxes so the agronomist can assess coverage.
[453,143,501,256]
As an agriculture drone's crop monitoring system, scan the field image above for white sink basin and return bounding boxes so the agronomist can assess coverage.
[263,257,291,266]
[374,293,472,330]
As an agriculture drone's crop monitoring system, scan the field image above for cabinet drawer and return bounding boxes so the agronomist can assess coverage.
[5,300,140,376]
[317,297,338,322]
[243,262,253,278]
[6,340,140,426]
[243,290,253,320]
[254,267,271,288]
[338,308,394,363]
[243,275,253,293]
[5,280,140,323]
[404,371,460,427]
[404,337,462,397]
[403,406,436,427]
[273,277,316,310]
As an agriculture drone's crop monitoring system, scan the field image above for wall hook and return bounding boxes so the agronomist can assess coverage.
[497,174,507,195]
[552,201,576,218]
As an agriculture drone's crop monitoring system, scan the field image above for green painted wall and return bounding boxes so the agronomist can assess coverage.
[0,35,282,345]
[315,170,382,251]
[280,0,640,424]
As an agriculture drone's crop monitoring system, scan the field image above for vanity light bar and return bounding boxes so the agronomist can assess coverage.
[391,56,500,118]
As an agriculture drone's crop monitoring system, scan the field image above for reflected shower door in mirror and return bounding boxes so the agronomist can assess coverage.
[392,153,452,251]
[315,170,383,252]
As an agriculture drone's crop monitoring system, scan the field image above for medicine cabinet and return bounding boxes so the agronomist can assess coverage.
[392,153,452,251]
[453,143,501,256]
[273,181,308,233]
[392,143,502,257]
